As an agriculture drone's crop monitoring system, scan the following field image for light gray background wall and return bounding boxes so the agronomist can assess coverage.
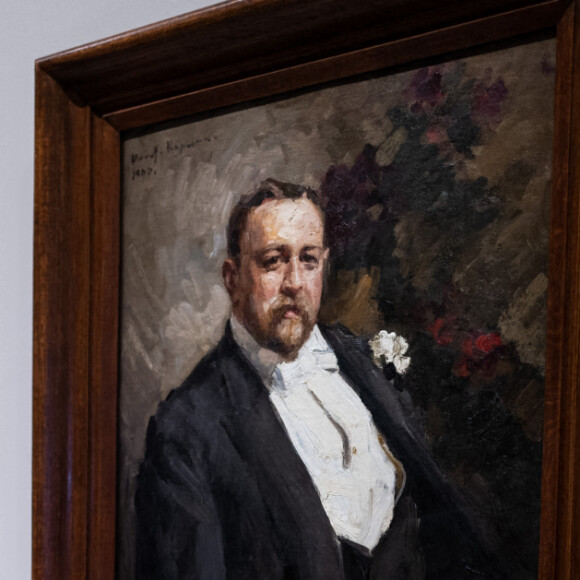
[0,1,217,577]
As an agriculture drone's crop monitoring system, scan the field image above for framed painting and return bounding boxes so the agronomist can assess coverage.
[34,0,580,579]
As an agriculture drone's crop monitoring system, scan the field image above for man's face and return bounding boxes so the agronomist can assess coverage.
[224,197,328,359]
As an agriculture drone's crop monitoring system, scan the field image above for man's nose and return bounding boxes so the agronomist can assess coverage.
[281,257,303,296]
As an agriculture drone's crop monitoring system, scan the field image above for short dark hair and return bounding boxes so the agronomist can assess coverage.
[226,178,325,259]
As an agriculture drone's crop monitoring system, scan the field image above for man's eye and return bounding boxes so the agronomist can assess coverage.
[262,255,282,269]
[301,254,319,269]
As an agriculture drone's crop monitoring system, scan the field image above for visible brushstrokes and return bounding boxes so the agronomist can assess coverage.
[120,39,555,579]
[499,273,549,369]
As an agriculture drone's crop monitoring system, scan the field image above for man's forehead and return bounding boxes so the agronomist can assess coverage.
[245,197,324,245]
[250,195,320,217]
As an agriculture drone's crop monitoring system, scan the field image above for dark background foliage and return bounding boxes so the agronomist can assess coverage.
[319,63,548,578]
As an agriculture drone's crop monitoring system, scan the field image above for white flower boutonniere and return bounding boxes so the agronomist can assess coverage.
[369,330,411,375]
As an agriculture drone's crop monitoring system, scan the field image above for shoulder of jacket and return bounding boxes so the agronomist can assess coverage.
[152,338,234,433]
[319,322,373,356]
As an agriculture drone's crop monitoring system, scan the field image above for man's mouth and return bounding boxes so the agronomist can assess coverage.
[283,308,300,319]
[276,304,302,320]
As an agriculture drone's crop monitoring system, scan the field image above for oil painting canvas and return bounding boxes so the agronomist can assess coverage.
[119,38,555,579]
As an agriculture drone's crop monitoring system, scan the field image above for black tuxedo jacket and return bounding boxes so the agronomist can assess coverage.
[136,324,502,579]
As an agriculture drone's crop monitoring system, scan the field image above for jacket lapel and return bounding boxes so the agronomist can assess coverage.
[320,325,444,495]
[216,327,344,579]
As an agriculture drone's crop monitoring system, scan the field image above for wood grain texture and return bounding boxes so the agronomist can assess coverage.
[107,0,566,131]
[550,3,580,577]
[540,4,575,578]
[34,68,91,580]
[38,0,565,116]
[87,117,120,580]
[33,0,579,578]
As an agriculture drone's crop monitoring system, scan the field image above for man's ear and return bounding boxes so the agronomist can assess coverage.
[222,258,238,301]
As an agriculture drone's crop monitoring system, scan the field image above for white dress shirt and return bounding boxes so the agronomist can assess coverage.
[230,317,404,551]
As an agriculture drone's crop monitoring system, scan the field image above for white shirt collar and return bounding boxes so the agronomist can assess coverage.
[230,316,335,388]
[230,315,282,387]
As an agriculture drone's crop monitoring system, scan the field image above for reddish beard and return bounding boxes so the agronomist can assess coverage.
[245,296,315,359]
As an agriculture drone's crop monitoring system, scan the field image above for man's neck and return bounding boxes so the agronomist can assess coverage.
[230,315,326,387]
[230,315,284,387]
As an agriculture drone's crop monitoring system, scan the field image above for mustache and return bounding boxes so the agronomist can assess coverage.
[271,298,309,320]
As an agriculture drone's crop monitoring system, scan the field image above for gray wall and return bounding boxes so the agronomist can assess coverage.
[0,1,217,577]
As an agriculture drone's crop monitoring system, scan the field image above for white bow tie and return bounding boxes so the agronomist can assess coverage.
[273,348,339,392]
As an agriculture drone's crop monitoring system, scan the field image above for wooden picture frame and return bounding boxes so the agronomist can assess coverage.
[33,0,580,578]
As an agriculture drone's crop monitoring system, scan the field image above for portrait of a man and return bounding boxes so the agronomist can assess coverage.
[120,39,554,580]
[135,179,502,579]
